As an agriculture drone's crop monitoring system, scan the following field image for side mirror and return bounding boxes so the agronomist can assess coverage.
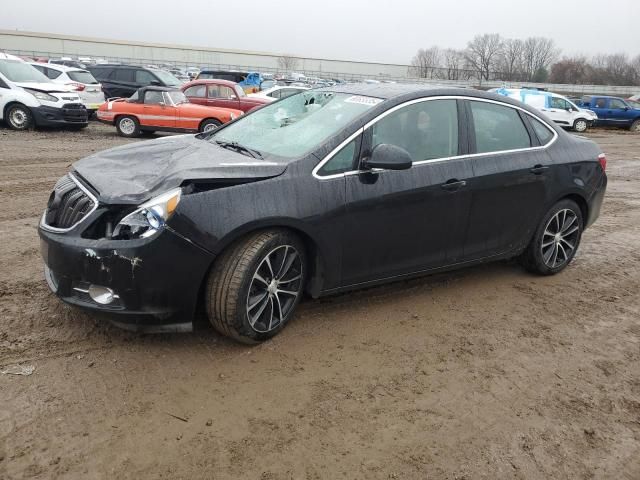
[364,144,413,171]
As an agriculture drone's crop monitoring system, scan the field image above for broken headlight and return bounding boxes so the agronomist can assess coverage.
[113,188,181,239]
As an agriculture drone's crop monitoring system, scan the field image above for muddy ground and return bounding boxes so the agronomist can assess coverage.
[0,123,639,479]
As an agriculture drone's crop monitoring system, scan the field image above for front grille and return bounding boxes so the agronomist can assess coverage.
[44,174,95,230]
[62,103,88,123]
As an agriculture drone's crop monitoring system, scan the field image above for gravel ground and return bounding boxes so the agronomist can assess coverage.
[0,123,639,479]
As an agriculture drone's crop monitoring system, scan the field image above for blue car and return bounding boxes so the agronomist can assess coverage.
[578,95,640,131]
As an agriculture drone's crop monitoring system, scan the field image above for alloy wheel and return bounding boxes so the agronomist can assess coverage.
[541,209,580,268]
[574,120,587,132]
[246,245,303,333]
[119,118,136,135]
[203,123,218,133]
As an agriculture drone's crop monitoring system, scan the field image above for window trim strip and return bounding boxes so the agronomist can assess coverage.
[312,95,558,180]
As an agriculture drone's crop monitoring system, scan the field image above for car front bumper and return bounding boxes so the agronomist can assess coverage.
[39,224,215,329]
[32,104,89,127]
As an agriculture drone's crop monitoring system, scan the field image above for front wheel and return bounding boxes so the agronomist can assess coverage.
[573,118,588,133]
[199,118,222,133]
[521,199,583,275]
[6,104,34,131]
[206,230,306,344]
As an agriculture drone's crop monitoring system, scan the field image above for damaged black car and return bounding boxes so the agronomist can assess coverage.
[39,84,607,343]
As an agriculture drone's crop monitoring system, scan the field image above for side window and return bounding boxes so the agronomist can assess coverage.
[371,99,459,161]
[208,85,221,98]
[469,101,531,153]
[595,98,607,108]
[0,76,8,89]
[528,116,555,146]
[318,138,358,176]
[550,97,569,110]
[184,85,206,97]
[112,69,134,82]
[219,86,236,99]
[46,68,62,80]
[609,99,627,110]
[280,88,299,99]
[144,91,164,104]
[136,70,157,84]
[268,90,281,99]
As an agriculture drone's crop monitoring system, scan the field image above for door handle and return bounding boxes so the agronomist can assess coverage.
[530,165,549,175]
[441,179,467,191]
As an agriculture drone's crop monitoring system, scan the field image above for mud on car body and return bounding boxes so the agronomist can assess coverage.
[39,85,607,343]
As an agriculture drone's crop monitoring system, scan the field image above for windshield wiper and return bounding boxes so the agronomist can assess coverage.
[215,140,263,159]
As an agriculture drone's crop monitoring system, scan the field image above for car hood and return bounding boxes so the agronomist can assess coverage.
[73,134,287,204]
[14,82,73,93]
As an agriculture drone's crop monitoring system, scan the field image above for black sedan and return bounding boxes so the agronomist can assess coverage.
[39,84,607,343]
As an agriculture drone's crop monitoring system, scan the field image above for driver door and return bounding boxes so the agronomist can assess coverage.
[340,99,474,286]
[141,90,176,128]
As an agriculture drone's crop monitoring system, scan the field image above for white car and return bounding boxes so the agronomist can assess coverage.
[0,53,88,130]
[249,85,310,101]
[30,62,105,113]
[492,88,597,133]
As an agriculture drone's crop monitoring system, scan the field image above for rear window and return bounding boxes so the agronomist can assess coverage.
[68,70,98,84]
[470,101,531,154]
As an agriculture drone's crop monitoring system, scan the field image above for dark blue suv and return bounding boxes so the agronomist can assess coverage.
[579,95,640,131]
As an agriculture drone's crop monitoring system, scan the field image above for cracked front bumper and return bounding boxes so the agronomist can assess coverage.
[39,225,214,327]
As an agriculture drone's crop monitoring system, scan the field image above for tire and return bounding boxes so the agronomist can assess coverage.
[199,118,222,133]
[630,120,640,132]
[115,115,140,137]
[206,229,307,344]
[521,199,583,275]
[6,104,34,131]
[573,118,588,133]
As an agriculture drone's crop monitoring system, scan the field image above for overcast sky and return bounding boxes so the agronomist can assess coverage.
[1,0,639,64]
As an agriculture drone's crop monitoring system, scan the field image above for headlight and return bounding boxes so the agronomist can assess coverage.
[230,112,236,120]
[113,188,181,239]
[24,88,58,102]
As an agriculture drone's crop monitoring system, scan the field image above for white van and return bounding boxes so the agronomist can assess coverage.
[491,88,597,133]
[0,53,88,130]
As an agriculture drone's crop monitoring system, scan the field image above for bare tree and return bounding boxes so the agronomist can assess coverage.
[277,55,299,72]
[548,56,589,84]
[521,37,559,82]
[465,34,503,81]
[497,38,524,81]
[409,47,442,79]
[442,49,465,80]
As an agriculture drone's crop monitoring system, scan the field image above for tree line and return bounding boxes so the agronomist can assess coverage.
[410,34,640,86]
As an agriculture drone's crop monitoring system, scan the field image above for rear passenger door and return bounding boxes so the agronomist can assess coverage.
[462,99,553,260]
[108,69,137,98]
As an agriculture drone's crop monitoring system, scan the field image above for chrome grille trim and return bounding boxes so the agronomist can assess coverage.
[40,172,98,233]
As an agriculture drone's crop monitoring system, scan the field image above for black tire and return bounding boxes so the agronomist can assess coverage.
[6,104,34,131]
[115,115,141,137]
[206,229,307,344]
[630,119,640,133]
[199,118,222,133]
[521,199,583,275]
[573,118,588,133]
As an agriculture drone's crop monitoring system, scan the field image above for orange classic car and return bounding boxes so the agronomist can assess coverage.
[96,86,244,137]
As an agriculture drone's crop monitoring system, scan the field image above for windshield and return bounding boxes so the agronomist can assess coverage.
[0,60,50,83]
[68,70,98,84]
[209,92,382,158]
[166,91,189,105]
[153,70,183,87]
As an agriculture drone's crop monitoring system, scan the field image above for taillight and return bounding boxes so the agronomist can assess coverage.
[598,153,607,172]
[67,82,85,91]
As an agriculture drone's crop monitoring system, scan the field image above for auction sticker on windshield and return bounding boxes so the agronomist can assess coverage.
[344,96,383,105]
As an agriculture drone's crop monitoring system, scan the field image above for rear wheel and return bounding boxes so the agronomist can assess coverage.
[205,230,306,344]
[630,120,640,132]
[199,118,222,133]
[6,104,33,131]
[115,115,140,137]
[573,118,588,133]
[521,199,583,275]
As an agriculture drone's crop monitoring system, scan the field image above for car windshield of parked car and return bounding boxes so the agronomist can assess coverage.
[209,92,381,158]
[0,60,50,83]
[153,70,182,87]
[67,70,99,84]
[166,91,189,105]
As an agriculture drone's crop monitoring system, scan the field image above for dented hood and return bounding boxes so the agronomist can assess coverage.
[73,134,287,204]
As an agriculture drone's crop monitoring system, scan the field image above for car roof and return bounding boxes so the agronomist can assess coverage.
[31,62,86,73]
[186,79,238,87]
[137,86,180,95]
[316,82,473,99]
